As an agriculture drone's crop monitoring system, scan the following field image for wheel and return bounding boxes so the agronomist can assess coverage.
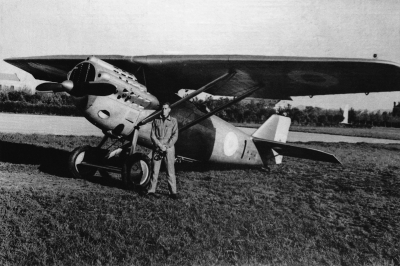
[121,153,151,189]
[68,145,98,179]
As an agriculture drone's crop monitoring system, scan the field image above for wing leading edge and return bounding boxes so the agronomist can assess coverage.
[4,55,400,99]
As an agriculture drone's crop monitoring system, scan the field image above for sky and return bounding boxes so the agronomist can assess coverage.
[0,0,399,111]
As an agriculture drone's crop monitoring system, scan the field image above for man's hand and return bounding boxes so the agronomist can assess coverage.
[161,145,167,151]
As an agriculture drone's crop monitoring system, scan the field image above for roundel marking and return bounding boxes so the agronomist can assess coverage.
[224,132,239,157]
[288,70,339,88]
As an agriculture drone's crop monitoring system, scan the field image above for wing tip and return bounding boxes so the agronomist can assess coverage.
[330,155,342,165]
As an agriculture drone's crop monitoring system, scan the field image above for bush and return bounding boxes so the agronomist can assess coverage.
[0,90,80,116]
[6,90,25,101]
[0,101,82,116]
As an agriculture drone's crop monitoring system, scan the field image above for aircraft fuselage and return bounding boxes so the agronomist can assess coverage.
[76,94,264,166]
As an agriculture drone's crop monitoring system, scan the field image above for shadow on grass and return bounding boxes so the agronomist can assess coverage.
[0,140,71,177]
[0,140,131,191]
[0,139,264,192]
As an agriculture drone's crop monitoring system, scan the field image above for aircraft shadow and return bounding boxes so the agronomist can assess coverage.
[0,140,71,177]
[0,140,261,191]
[0,140,129,188]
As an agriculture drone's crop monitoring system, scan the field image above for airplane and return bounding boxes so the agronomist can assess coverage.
[4,54,400,189]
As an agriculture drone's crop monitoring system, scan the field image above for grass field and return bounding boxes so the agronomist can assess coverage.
[0,133,399,265]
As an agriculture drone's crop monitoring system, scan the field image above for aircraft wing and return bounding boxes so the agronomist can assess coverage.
[252,137,341,164]
[4,55,400,99]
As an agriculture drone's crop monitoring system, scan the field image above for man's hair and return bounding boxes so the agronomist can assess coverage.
[162,102,171,108]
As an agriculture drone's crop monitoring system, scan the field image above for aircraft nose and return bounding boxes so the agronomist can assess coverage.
[61,80,74,93]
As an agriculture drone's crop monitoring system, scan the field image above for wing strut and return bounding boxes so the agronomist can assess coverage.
[129,71,236,154]
[179,85,263,132]
[137,71,236,126]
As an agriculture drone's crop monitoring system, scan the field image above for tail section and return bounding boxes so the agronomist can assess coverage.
[252,115,341,166]
[252,114,291,165]
[252,114,291,142]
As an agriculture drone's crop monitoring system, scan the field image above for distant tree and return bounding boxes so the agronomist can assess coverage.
[303,106,318,125]
[360,110,370,125]
[176,96,399,127]
[317,114,328,126]
[348,108,357,124]
[382,111,389,127]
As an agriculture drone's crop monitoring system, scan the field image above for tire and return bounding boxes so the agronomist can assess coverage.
[121,153,151,189]
[68,145,98,179]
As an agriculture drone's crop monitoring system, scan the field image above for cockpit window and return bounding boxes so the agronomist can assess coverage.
[69,62,95,83]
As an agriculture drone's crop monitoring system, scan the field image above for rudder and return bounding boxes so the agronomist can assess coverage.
[252,114,291,164]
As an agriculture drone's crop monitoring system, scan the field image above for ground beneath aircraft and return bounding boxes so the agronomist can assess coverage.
[0,133,399,265]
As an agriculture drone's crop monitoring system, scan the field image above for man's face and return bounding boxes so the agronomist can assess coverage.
[162,104,171,118]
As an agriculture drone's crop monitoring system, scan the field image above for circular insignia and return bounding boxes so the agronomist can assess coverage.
[288,70,338,88]
[224,132,239,156]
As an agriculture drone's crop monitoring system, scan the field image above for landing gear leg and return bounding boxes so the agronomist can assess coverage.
[97,135,109,148]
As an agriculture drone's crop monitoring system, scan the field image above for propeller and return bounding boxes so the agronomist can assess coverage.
[36,80,73,93]
[36,80,117,97]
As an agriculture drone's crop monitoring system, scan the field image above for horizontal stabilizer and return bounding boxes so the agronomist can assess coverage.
[253,137,341,164]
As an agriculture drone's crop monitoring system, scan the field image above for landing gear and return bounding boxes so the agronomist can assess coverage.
[68,145,98,179]
[121,153,152,189]
[67,127,151,190]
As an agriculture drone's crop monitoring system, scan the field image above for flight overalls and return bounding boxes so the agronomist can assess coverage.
[148,115,178,194]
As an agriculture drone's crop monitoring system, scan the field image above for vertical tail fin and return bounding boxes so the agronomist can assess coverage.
[252,114,291,142]
[252,114,291,164]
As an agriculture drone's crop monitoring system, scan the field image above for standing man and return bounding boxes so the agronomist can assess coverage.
[147,102,179,199]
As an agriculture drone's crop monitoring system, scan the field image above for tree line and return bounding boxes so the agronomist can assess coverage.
[0,88,81,116]
[1,89,399,127]
[196,97,400,127]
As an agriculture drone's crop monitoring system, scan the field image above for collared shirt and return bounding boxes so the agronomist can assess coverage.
[151,115,178,149]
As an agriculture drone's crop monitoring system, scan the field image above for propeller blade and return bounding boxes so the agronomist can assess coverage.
[36,81,116,97]
[36,82,65,92]
[36,80,74,93]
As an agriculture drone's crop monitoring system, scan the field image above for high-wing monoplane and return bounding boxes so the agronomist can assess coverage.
[4,55,400,188]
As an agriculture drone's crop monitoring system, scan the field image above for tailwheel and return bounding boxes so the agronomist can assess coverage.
[121,153,151,189]
[68,145,98,179]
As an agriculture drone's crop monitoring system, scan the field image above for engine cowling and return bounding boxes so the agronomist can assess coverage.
[68,56,159,110]
[67,56,159,137]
